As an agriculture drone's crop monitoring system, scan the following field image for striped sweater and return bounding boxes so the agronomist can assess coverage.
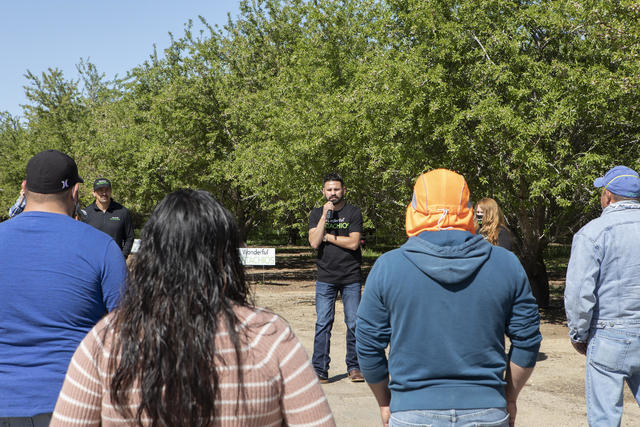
[51,306,335,426]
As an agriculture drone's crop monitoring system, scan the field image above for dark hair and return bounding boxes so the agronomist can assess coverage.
[323,172,344,186]
[109,189,251,426]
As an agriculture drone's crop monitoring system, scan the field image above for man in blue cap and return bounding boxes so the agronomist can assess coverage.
[565,165,640,426]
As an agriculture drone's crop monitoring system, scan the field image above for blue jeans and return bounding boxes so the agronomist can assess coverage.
[312,281,361,378]
[586,327,640,426]
[390,408,509,427]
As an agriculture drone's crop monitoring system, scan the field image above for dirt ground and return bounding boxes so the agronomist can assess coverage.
[247,247,640,427]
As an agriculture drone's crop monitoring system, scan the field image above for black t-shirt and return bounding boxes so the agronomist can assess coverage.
[309,203,362,284]
[82,200,135,258]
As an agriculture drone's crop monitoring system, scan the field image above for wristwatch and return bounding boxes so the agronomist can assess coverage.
[323,234,327,242]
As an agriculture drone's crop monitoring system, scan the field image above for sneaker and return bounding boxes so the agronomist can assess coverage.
[348,369,364,382]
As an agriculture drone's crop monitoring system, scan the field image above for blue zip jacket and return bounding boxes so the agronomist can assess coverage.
[356,230,541,412]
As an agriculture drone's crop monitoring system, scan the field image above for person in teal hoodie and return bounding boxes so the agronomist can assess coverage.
[356,169,541,427]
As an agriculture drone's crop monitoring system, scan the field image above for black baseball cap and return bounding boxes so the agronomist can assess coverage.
[93,177,111,190]
[26,150,84,194]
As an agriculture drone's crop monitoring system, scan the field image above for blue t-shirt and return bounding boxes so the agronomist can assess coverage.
[0,211,127,417]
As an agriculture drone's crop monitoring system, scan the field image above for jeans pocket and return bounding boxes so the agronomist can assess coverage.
[588,332,630,371]
[474,412,509,427]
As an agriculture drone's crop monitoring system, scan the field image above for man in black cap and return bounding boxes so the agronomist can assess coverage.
[83,177,135,259]
[0,150,127,425]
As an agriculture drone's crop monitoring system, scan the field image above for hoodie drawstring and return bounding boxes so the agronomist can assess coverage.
[436,208,454,231]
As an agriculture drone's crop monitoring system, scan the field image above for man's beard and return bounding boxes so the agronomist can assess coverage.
[327,195,343,205]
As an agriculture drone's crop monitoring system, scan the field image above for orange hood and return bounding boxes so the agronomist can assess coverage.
[405,169,475,236]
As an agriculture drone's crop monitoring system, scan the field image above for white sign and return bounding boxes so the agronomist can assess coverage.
[240,248,276,266]
[130,241,275,266]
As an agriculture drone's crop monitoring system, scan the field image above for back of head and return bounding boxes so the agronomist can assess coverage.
[131,189,246,298]
[24,149,84,214]
[406,169,475,236]
[593,165,640,200]
[111,189,250,426]
[26,149,83,194]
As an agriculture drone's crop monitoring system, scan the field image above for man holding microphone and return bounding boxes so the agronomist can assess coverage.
[308,172,364,383]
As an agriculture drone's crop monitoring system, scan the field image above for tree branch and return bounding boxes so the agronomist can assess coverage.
[472,33,495,65]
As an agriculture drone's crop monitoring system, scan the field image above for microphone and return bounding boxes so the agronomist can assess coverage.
[326,202,334,221]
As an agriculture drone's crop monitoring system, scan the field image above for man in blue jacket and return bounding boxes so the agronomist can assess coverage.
[564,165,640,426]
[356,169,541,427]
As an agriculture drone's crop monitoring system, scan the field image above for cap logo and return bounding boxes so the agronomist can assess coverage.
[61,179,69,189]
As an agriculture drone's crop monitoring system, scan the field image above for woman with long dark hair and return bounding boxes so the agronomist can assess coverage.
[51,189,335,426]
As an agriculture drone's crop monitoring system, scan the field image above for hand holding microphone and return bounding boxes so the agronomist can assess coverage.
[324,198,335,222]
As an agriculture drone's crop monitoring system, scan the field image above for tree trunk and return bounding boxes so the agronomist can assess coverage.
[287,227,298,245]
[516,186,550,308]
[520,249,550,308]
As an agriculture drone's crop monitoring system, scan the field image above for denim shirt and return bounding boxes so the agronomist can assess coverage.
[565,200,640,342]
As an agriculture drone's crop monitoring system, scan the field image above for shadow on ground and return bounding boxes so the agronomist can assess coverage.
[248,246,569,325]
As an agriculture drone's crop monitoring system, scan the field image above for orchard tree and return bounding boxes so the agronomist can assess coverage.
[22,68,88,153]
[3,0,639,309]
[222,0,640,305]
[0,69,88,214]
[382,0,640,306]
[218,0,417,239]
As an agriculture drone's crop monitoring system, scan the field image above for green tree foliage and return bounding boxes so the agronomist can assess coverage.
[1,0,639,306]
[0,113,28,214]
[381,0,640,306]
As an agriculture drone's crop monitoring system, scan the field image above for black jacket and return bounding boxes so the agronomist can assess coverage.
[81,200,134,258]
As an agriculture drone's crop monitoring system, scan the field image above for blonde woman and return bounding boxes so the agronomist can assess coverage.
[474,198,513,250]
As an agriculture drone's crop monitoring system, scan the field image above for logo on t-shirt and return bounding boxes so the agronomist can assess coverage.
[110,217,121,221]
[326,216,350,230]
[326,221,350,229]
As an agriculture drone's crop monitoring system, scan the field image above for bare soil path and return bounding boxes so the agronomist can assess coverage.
[247,247,640,427]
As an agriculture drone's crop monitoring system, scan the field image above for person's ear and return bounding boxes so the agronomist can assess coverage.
[601,189,613,208]
[71,183,80,202]
[21,180,27,193]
